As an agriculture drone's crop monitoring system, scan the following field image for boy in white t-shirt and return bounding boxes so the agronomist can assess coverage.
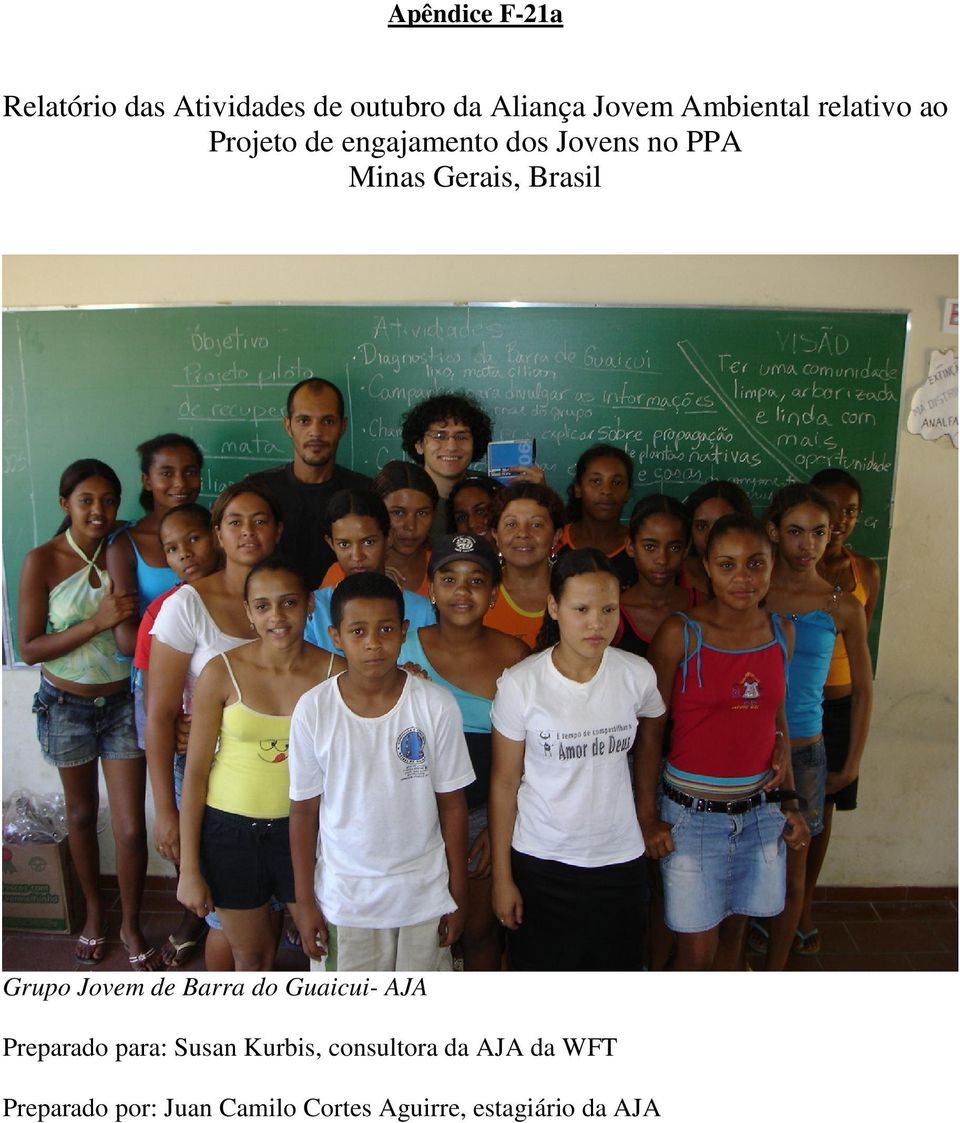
[289,572,475,972]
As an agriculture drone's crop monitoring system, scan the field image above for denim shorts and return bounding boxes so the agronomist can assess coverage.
[658,793,787,933]
[32,676,140,769]
[133,679,147,751]
[792,737,827,836]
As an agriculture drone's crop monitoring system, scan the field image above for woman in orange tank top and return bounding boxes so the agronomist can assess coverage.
[484,482,565,650]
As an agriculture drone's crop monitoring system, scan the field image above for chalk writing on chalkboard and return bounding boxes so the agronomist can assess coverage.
[3,304,908,664]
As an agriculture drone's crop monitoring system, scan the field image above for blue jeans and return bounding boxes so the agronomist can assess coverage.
[791,737,827,836]
[659,793,787,933]
[33,676,139,769]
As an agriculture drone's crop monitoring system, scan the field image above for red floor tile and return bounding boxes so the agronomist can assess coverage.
[929,919,959,952]
[813,900,881,923]
[816,951,913,971]
[4,881,957,973]
[873,900,958,921]
[815,886,908,901]
[804,920,858,955]
[846,920,944,955]
[905,951,957,971]
[139,888,184,914]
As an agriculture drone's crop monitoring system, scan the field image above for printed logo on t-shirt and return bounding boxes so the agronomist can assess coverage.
[396,727,429,779]
[536,724,634,761]
[258,738,289,764]
[730,673,761,709]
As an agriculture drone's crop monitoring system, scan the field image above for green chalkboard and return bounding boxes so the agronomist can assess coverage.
[3,304,908,663]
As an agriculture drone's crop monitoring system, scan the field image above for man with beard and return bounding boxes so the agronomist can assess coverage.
[241,379,370,589]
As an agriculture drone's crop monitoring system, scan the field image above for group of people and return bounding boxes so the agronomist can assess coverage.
[18,378,877,973]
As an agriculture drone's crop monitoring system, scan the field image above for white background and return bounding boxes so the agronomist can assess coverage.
[2,3,958,1120]
[1,1,957,253]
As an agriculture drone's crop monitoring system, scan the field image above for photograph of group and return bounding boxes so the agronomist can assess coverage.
[2,255,955,976]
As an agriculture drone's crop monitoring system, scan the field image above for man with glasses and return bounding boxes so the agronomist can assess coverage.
[400,391,543,545]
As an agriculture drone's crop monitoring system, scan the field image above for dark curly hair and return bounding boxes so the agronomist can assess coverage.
[446,474,504,534]
[491,481,566,533]
[400,392,494,464]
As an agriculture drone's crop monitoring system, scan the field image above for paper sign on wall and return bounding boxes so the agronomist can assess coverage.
[907,350,958,447]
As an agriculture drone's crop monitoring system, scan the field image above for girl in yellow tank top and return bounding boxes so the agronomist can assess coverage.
[177,557,343,971]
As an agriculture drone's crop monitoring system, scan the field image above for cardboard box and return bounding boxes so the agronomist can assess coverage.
[3,838,82,933]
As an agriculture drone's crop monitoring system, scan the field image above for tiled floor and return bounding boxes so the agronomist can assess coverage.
[2,880,956,971]
[744,886,958,972]
[2,878,308,973]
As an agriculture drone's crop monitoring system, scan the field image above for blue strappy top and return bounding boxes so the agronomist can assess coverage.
[125,528,178,615]
[784,609,836,738]
[398,627,493,810]
[398,627,492,734]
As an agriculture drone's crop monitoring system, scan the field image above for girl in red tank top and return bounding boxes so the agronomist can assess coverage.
[636,514,809,970]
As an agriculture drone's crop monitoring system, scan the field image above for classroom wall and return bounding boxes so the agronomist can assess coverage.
[2,255,956,885]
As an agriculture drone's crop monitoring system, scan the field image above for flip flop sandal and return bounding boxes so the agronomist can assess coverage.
[161,932,204,967]
[746,920,769,954]
[793,928,821,956]
[124,944,164,972]
[75,934,107,964]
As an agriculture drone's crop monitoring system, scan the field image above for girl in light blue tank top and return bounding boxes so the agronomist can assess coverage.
[105,434,204,657]
[106,435,205,751]
[762,484,873,969]
[400,534,529,971]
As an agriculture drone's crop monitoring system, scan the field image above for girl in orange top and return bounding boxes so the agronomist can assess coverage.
[484,482,565,649]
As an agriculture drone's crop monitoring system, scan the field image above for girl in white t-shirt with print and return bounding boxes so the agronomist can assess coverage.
[489,548,665,971]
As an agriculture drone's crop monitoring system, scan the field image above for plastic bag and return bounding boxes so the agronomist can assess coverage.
[2,789,68,843]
